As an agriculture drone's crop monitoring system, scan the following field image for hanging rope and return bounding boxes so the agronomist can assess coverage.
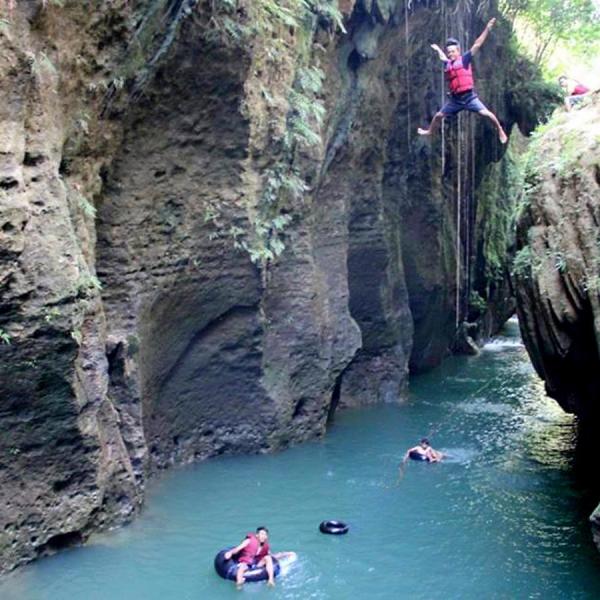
[467,98,475,318]
[404,0,411,150]
[453,11,467,332]
[455,113,462,331]
[441,0,447,174]
[465,26,475,321]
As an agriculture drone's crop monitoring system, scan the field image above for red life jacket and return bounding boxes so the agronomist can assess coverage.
[445,56,474,95]
[237,533,270,564]
[572,84,589,96]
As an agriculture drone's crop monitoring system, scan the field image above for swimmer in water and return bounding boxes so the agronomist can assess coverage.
[403,438,444,463]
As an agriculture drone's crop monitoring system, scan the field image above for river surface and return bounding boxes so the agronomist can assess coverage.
[2,319,600,599]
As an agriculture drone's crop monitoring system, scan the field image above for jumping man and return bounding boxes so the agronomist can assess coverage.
[417,18,508,144]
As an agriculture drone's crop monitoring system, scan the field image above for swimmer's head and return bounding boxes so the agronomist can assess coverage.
[256,526,269,543]
[420,438,430,448]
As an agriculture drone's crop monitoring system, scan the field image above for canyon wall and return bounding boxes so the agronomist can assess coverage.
[513,93,600,420]
[512,91,600,544]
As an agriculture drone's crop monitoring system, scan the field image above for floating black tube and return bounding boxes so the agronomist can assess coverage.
[409,450,429,461]
[319,520,349,535]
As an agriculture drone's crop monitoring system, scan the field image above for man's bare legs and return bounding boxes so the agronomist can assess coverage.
[236,563,249,589]
[418,109,508,144]
[478,108,507,143]
[259,555,276,587]
[417,111,445,136]
[236,557,275,588]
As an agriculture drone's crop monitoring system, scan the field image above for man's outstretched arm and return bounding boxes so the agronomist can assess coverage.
[470,18,496,55]
[430,43,448,61]
[224,538,250,560]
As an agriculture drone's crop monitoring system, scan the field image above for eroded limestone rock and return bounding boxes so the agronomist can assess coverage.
[514,93,600,419]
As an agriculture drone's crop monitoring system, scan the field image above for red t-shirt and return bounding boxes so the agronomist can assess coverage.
[572,84,589,96]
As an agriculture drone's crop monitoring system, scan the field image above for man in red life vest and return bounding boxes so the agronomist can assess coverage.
[417,18,508,144]
[224,526,275,588]
[558,75,590,111]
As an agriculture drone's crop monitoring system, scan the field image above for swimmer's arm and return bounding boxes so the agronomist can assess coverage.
[430,44,448,61]
[431,449,444,462]
[224,538,250,559]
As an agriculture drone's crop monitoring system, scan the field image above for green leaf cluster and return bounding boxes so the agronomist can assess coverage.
[209,0,345,43]
[0,328,11,345]
[511,245,534,278]
[500,0,600,66]
[286,67,325,148]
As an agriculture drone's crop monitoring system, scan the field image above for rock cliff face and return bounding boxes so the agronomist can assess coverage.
[512,92,600,545]
[0,0,544,572]
[513,93,600,419]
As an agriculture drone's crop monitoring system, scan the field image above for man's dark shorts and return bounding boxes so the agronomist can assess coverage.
[441,90,486,116]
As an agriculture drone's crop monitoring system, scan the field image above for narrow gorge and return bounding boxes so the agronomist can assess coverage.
[0,0,598,580]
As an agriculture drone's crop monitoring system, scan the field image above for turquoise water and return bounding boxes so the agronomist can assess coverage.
[2,319,600,599]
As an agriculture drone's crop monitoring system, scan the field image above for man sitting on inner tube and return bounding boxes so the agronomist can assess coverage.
[224,526,276,588]
[403,438,444,463]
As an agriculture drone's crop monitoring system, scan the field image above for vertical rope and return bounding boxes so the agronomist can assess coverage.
[468,93,475,318]
[441,0,446,174]
[456,114,462,330]
[405,0,411,150]
[465,24,474,321]
[454,11,466,331]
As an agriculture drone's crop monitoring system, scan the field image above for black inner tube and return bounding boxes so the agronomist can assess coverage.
[409,450,428,461]
[319,520,349,535]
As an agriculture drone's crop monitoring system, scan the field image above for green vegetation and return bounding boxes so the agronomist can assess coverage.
[78,195,96,218]
[500,0,600,68]
[43,307,61,323]
[518,111,585,212]
[70,185,97,219]
[479,147,524,285]
[32,51,57,77]
[70,329,82,346]
[469,290,488,315]
[584,273,600,294]
[206,2,338,266]
[512,241,577,280]
[499,0,600,95]
[310,0,346,32]
[0,328,11,345]
[286,66,325,148]
[75,273,102,297]
[209,0,345,43]
[247,62,325,265]
[549,249,567,273]
[502,29,563,131]
[511,245,534,278]
[2,0,62,4]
